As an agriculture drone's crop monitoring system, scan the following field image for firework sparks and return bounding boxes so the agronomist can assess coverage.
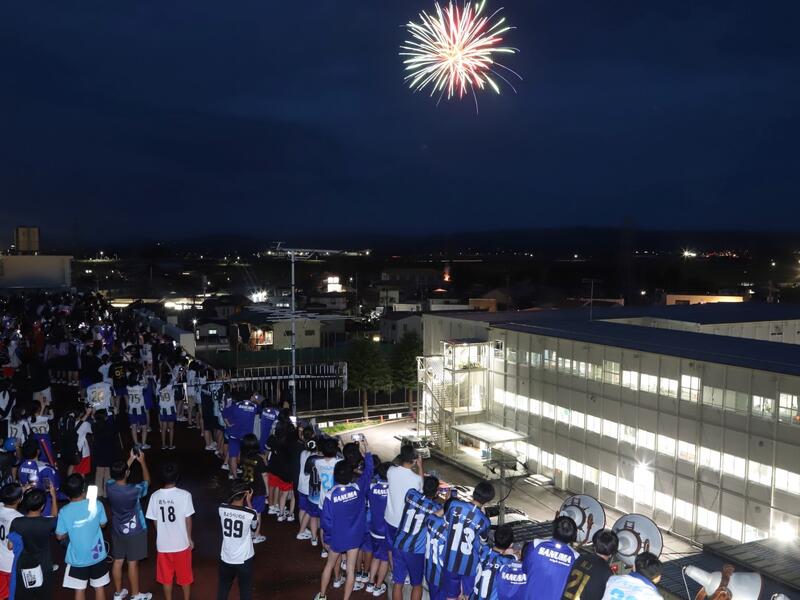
[401,0,521,107]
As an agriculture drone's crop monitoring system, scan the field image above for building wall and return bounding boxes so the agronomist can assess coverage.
[607,316,800,345]
[380,316,422,343]
[665,294,745,305]
[0,255,71,289]
[422,314,800,545]
[271,319,321,350]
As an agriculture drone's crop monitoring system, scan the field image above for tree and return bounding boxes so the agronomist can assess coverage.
[348,339,392,418]
[391,332,422,409]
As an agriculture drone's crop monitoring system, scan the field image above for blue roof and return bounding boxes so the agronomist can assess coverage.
[440,304,800,377]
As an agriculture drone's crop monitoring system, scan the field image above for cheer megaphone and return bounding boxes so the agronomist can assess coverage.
[612,513,663,568]
[558,494,606,545]
[684,565,763,600]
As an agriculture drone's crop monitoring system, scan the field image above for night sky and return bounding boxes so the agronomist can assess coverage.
[2,1,799,244]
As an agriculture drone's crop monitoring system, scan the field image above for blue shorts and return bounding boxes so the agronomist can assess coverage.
[385,524,397,547]
[114,386,128,397]
[298,493,312,514]
[228,438,241,458]
[252,495,266,514]
[306,501,321,518]
[128,412,147,426]
[441,571,474,598]
[369,534,390,561]
[360,531,373,553]
[393,549,424,586]
[159,410,176,423]
[427,582,447,600]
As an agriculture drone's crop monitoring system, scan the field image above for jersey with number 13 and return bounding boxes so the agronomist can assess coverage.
[443,499,490,575]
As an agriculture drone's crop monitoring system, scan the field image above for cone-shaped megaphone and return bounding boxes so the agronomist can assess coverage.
[612,513,663,568]
[685,565,763,600]
[558,495,605,545]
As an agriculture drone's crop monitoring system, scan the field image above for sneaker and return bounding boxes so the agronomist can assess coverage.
[366,583,375,593]
[114,589,129,600]
[313,595,327,600]
[296,530,312,540]
[286,512,295,522]
[228,473,235,480]
[356,571,369,583]
[311,537,319,546]
[353,581,365,591]
[268,505,279,515]
[320,548,328,558]
[340,559,347,571]
[372,584,387,596]
[332,577,346,589]
[131,594,153,600]
[204,444,215,451]
[277,510,287,522]
[221,463,230,471]
[140,443,151,450]
[252,535,266,544]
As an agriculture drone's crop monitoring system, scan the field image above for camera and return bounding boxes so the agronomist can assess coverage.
[351,433,364,442]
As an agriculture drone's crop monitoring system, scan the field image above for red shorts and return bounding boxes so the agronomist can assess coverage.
[74,456,92,476]
[268,473,293,492]
[1,368,14,379]
[0,570,9,599]
[157,548,193,586]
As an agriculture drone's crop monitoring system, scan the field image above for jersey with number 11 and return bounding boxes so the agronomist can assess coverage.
[393,489,439,554]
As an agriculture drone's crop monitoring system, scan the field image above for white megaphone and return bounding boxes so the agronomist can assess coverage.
[684,565,763,600]
[772,595,792,600]
[558,495,605,545]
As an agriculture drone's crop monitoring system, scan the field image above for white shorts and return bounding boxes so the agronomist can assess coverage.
[63,562,111,590]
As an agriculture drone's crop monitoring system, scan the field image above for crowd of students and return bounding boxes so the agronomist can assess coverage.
[0,291,666,600]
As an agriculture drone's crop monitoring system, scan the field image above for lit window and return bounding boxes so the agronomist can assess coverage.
[574,361,588,378]
[655,491,673,513]
[722,453,746,479]
[640,374,658,394]
[525,443,540,463]
[603,419,618,438]
[571,410,585,429]
[724,390,749,413]
[634,466,654,506]
[618,478,634,499]
[516,395,528,412]
[530,352,542,368]
[675,499,693,521]
[678,441,696,463]
[543,349,557,370]
[748,461,773,486]
[530,399,541,415]
[588,363,603,382]
[541,451,554,469]
[752,395,775,419]
[637,429,656,451]
[603,360,621,385]
[659,377,678,398]
[775,468,800,495]
[657,435,676,457]
[494,389,505,406]
[600,471,616,491]
[570,460,583,479]
[556,454,569,473]
[507,348,517,365]
[586,415,602,435]
[744,525,768,543]
[702,386,724,408]
[542,403,555,420]
[620,425,636,446]
[720,516,743,542]
[622,370,639,390]
[493,340,504,360]
[699,447,721,471]
[584,465,599,485]
[680,375,701,403]
[697,507,718,532]
[557,407,570,425]
[779,393,799,423]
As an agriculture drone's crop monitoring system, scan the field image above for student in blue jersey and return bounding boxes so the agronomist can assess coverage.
[17,439,60,517]
[495,558,527,599]
[523,516,580,600]
[600,552,662,600]
[470,524,517,600]
[365,461,391,597]
[56,474,110,598]
[316,440,373,600]
[424,498,454,600]
[258,398,279,454]
[106,450,152,600]
[392,475,441,600]
[441,481,495,600]
[223,394,258,481]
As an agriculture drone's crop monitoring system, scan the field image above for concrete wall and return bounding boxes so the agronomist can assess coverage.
[0,255,72,289]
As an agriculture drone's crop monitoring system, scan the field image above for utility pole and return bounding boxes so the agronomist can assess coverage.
[290,250,297,416]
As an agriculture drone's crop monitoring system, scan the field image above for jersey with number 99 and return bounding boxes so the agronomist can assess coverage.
[393,489,440,554]
[443,499,490,576]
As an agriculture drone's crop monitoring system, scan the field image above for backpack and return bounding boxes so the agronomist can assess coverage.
[56,415,80,465]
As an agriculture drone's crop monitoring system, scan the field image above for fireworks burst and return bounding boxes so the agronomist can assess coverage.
[401,0,521,109]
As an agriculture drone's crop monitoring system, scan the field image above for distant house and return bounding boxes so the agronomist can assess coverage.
[202,295,249,318]
[380,312,422,344]
[377,285,401,307]
[306,292,348,312]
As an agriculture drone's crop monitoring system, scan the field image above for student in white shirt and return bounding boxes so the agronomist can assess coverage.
[217,482,258,600]
[145,462,195,600]
[0,483,23,599]
[384,445,423,544]
[601,552,664,600]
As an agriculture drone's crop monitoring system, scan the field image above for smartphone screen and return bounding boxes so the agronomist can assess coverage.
[87,485,98,502]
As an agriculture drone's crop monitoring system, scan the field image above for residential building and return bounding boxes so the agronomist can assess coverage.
[380,312,422,343]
